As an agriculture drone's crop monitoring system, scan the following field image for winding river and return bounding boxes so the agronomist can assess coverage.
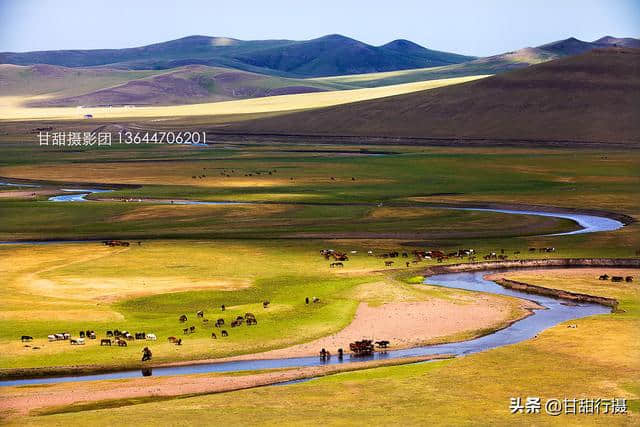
[0,271,611,387]
[0,181,622,386]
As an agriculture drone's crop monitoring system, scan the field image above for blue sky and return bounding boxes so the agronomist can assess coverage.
[0,0,638,56]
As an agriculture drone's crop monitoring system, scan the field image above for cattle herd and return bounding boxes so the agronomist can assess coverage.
[599,274,634,283]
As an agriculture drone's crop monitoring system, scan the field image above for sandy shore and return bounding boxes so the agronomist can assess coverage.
[156,295,537,368]
[0,355,450,418]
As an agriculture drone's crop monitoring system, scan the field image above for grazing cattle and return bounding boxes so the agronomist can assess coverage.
[202,318,209,323]
[305,297,310,304]
[215,318,225,328]
[145,333,157,340]
[384,261,394,267]
[567,324,578,329]
[179,314,188,322]
[402,252,408,258]
[101,339,112,346]
[211,333,217,339]
[117,339,127,347]
[221,305,225,311]
[135,332,146,340]
[106,330,114,337]
[141,347,152,362]
[70,338,85,345]
[263,301,270,308]
[330,262,344,268]
[197,310,204,318]
[406,262,410,267]
[183,328,189,334]
[168,336,178,343]
[89,331,96,339]
[79,331,85,338]
[625,276,634,283]
[246,318,257,326]
[221,330,228,337]
[312,297,320,303]
[176,338,182,345]
[612,276,624,282]
[21,335,33,342]
[189,326,196,333]
[47,334,56,342]
[599,274,609,280]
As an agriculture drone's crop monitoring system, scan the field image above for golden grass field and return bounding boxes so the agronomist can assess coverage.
[0,75,488,121]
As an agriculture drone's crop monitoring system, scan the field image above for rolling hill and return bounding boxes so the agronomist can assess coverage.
[223,48,640,144]
[313,36,640,88]
[1,64,346,107]
[0,34,474,78]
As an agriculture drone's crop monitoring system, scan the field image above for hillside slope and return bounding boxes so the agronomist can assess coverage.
[0,34,474,78]
[224,48,640,144]
[314,36,640,88]
[11,65,343,107]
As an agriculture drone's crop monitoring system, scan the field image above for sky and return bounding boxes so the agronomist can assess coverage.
[0,0,638,56]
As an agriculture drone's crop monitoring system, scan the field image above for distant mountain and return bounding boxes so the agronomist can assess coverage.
[0,34,475,78]
[0,64,344,107]
[225,47,640,144]
[316,36,640,88]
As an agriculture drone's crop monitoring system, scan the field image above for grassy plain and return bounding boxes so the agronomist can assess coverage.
[0,75,487,121]
[7,268,637,425]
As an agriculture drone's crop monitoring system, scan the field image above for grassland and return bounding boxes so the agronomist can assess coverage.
[0,75,487,121]
[0,239,533,372]
[5,268,638,425]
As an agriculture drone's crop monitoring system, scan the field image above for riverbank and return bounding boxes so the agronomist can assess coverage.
[0,354,452,419]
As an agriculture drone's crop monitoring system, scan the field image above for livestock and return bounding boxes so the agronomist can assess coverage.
[141,347,152,362]
[263,301,270,308]
[79,331,85,338]
[612,276,624,282]
[221,330,228,337]
[330,262,344,268]
[375,340,390,349]
[197,310,204,318]
[117,339,128,347]
[70,338,85,345]
[146,333,157,341]
[135,332,146,340]
[625,276,634,283]
[21,335,33,342]
[384,261,394,267]
[599,274,609,280]
[215,318,225,327]
[167,336,178,343]
[100,339,112,346]
[211,333,217,339]
[179,314,188,322]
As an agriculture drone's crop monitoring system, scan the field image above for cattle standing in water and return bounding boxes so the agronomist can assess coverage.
[338,348,344,359]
